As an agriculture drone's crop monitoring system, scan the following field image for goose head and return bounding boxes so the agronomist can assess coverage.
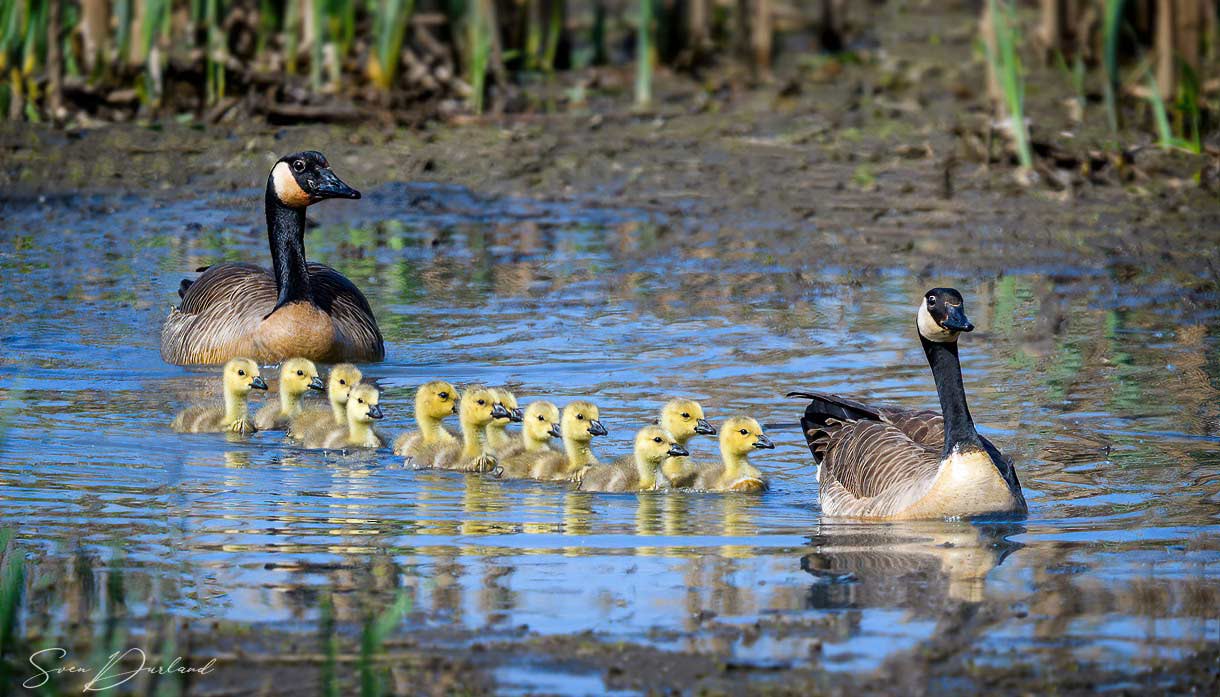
[720,416,774,458]
[280,358,324,397]
[346,384,384,425]
[490,389,524,426]
[415,381,459,421]
[917,288,974,343]
[561,401,607,443]
[270,151,361,208]
[522,401,561,445]
[660,398,716,445]
[327,364,363,404]
[223,357,268,397]
[460,386,509,429]
[635,426,688,465]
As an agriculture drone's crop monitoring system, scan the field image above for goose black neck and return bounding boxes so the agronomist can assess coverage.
[921,335,983,456]
[265,181,312,309]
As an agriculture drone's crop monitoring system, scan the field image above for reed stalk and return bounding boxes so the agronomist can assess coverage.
[984,0,1032,170]
[1101,0,1125,133]
[636,0,653,108]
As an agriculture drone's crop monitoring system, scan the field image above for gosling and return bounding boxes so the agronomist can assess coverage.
[289,363,363,441]
[544,401,609,482]
[304,383,385,450]
[393,381,460,464]
[429,385,511,473]
[658,398,717,488]
[485,388,525,458]
[690,416,773,492]
[171,357,268,434]
[495,401,562,479]
[255,358,325,431]
[579,425,686,493]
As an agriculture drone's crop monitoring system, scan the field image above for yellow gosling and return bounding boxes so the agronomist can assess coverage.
[495,401,562,479]
[305,383,386,450]
[255,358,324,431]
[691,416,773,492]
[658,398,717,488]
[430,385,510,473]
[394,381,460,463]
[172,358,268,434]
[485,388,524,458]
[288,363,362,441]
[579,425,686,493]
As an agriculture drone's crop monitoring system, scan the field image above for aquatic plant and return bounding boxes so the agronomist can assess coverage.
[983,0,1032,170]
[635,0,653,108]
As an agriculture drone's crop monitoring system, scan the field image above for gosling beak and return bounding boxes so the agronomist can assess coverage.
[667,443,690,457]
[451,402,459,414]
[547,423,562,438]
[368,404,384,420]
[587,419,608,437]
[509,407,524,423]
[941,304,974,333]
[250,376,269,390]
[490,403,512,420]
[753,433,775,449]
[308,376,325,391]
[695,418,717,436]
[313,168,362,201]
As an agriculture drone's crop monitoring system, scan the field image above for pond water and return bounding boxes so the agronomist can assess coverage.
[0,180,1217,692]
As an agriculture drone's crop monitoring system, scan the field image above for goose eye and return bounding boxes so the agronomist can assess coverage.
[653,437,662,443]
[537,415,545,421]
[681,413,690,419]
[439,392,448,399]
[739,429,749,436]
[238,370,246,376]
[296,370,304,376]
[927,296,936,306]
[339,379,347,385]
[576,414,584,420]
[293,159,306,172]
[358,398,364,404]
[477,399,485,405]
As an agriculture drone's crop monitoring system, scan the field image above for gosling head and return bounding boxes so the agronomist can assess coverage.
[491,389,524,424]
[328,363,363,404]
[223,358,267,396]
[523,401,561,442]
[720,416,774,458]
[415,381,459,421]
[280,358,324,396]
[635,426,688,464]
[917,287,974,343]
[346,384,384,425]
[660,398,716,444]
[269,151,361,209]
[461,385,510,428]
[561,401,607,442]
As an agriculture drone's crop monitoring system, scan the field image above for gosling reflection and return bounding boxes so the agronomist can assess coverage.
[801,521,1024,609]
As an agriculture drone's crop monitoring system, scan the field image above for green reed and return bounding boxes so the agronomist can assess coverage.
[371,0,415,91]
[1145,70,1202,154]
[468,0,492,113]
[1101,0,1125,133]
[984,0,1031,169]
[359,590,411,697]
[635,0,653,108]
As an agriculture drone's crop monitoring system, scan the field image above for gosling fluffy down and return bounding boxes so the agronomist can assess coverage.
[394,381,459,464]
[304,383,386,450]
[690,416,772,492]
[289,363,362,441]
[172,357,268,434]
[579,425,686,493]
[255,358,324,430]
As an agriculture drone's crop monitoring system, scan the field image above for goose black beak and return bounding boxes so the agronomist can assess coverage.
[587,419,608,437]
[754,433,775,449]
[314,168,361,200]
[547,423,562,438]
[490,403,512,420]
[695,418,717,435]
[309,376,325,391]
[250,376,269,390]
[942,305,974,333]
[667,443,690,457]
[368,404,384,420]
[509,407,524,423]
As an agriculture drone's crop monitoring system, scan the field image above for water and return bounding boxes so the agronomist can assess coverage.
[1,182,1218,693]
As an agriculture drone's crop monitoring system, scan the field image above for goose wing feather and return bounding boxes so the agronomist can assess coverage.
[161,263,276,364]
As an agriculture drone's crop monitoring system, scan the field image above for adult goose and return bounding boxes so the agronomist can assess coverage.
[160,151,384,365]
[789,288,1026,520]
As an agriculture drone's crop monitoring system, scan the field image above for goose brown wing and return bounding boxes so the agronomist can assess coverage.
[820,420,941,500]
[876,408,944,449]
[305,263,385,361]
[161,263,277,364]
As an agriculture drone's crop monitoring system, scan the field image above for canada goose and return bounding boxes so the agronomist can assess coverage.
[658,399,717,488]
[579,425,686,493]
[304,383,385,450]
[254,358,324,430]
[494,401,562,479]
[789,287,1027,520]
[160,151,384,365]
[393,381,460,462]
[690,416,773,492]
[288,363,363,441]
[171,357,268,434]
[429,385,512,473]
[542,401,609,482]
[485,389,525,458]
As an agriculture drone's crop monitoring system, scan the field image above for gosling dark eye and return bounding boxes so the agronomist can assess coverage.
[681,413,690,419]
[238,370,246,376]
[477,399,485,405]
[537,415,545,421]
[653,437,663,443]
[739,429,749,436]
[339,379,347,385]
[293,159,306,172]
[358,399,364,404]
[296,370,304,376]
[439,392,448,399]
[576,414,584,420]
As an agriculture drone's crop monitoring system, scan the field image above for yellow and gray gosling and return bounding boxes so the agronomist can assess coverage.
[171,357,268,434]
[255,358,324,431]
[393,381,460,463]
[495,401,562,479]
[288,363,362,441]
[549,401,608,482]
[579,425,686,493]
[304,383,385,450]
[658,398,717,488]
[429,385,511,473]
[485,388,525,458]
[690,416,772,492]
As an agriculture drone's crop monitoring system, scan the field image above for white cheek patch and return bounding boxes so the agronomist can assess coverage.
[272,162,312,207]
[918,302,959,343]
